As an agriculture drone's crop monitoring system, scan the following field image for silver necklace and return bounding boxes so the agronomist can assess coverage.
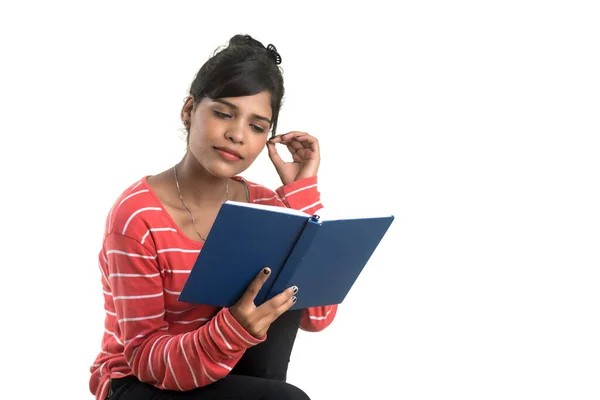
[173,165,228,241]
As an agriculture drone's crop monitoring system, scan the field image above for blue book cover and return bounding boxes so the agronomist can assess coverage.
[178,201,394,309]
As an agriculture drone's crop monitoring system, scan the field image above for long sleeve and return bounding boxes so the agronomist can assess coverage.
[275,176,323,216]
[299,304,337,332]
[274,176,339,332]
[101,232,264,391]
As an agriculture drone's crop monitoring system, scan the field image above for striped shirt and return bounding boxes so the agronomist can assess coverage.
[89,175,337,399]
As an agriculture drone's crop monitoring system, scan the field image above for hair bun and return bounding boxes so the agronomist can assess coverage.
[227,34,282,65]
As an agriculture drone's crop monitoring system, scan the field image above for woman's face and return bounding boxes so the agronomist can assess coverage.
[183,91,272,178]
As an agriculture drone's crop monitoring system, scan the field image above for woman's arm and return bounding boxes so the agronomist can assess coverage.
[101,232,264,390]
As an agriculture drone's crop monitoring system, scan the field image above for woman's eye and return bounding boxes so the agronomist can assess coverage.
[251,124,265,133]
[213,110,232,119]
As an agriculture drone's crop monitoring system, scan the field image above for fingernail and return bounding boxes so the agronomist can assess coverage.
[292,286,298,293]
[263,268,270,275]
[291,296,297,303]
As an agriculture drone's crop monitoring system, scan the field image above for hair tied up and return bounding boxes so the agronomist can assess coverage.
[266,44,282,65]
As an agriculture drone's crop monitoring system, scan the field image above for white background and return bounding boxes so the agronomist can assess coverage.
[1,1,599,399]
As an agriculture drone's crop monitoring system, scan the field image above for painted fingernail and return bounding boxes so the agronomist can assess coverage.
[263,268,270,275]
[291,296,297,303]
[292,286,298,293]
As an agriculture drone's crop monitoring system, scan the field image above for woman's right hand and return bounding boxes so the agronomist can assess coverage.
[229,267,298,338]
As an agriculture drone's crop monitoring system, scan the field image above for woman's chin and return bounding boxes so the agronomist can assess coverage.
[205,161,249,179]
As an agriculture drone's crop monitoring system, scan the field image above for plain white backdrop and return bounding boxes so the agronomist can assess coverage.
[1,1,599,399]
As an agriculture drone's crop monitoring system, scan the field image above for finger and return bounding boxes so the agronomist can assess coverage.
[266,142,286,170]
[275,131,313,141]
[294,135,319,149]
[269,131,307,143]
[258,294,298,320]
[274,293,297,315]
[274,132,304,143]
[261,285,298,310]
[279,133,319,153]
[290,135,320,156]
[239,267,271,305]
[269,131,299,141]
[281,141,304,155]
[286,144,319,164]
[270,132,320,162]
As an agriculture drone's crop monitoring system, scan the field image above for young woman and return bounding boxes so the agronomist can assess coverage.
[89,34,337,400]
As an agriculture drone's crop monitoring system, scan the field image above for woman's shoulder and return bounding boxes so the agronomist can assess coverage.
[102,176,166,239]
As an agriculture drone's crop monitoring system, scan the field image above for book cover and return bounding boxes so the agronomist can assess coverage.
[178,201,394,309]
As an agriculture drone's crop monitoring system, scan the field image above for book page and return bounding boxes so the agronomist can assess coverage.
[225,202,393,222]
[224,201,310,217]
[312,206,394,222]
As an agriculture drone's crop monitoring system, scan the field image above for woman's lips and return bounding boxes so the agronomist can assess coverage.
[214,147,242,161]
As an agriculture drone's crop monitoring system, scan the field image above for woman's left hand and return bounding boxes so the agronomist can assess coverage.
[266,131,321,185]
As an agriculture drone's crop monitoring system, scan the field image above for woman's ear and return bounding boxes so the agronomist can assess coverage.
[180,96,194,122]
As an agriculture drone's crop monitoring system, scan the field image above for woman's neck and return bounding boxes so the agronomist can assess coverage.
[174,153,230,208]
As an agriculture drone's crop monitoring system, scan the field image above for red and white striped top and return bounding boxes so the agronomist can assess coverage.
[89,175,337,399]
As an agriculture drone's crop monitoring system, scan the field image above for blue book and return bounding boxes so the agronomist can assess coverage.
[178,201,394,310]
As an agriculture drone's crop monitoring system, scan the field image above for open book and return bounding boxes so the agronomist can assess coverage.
[178,201,394,310]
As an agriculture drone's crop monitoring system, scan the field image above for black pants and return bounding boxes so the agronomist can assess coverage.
[108,310,308,400]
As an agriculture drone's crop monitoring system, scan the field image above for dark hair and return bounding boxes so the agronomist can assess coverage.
[188,34,285,137]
